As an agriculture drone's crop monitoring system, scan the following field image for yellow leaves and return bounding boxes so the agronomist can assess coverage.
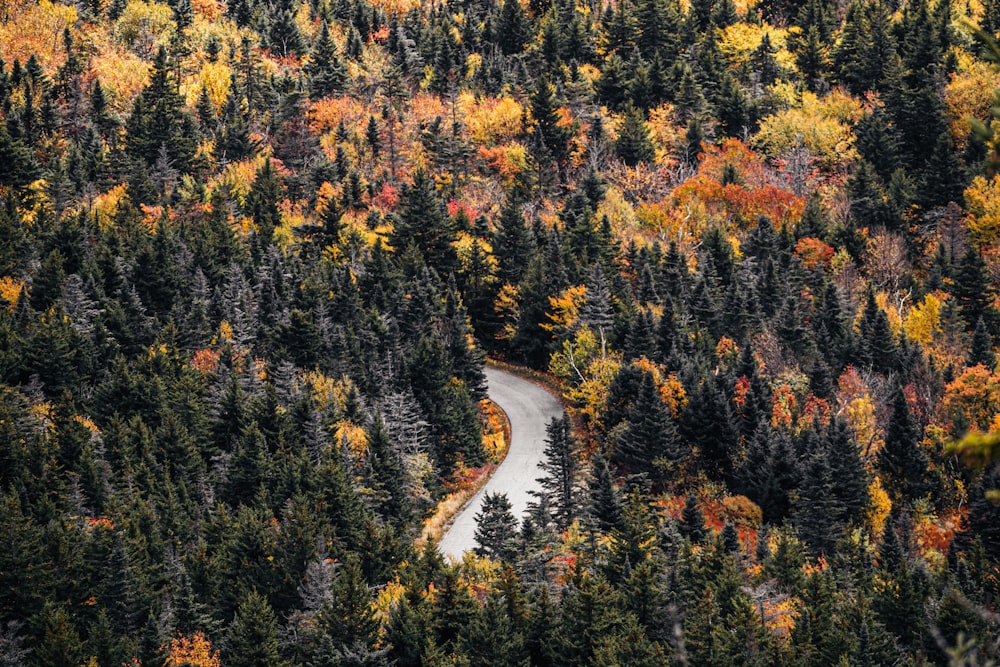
[113,0,176,55]
[334,420,369,459]
[494,283,520,343]
[453,231,498,280]
[0,276,24,312]
[717,24,792,68]
[903,291,945,345]
[944,57,1000,149]
[165,631,220,667]
[88,48,151,114]
[964,174,1000,247]
[183,60,231,110]
[459,93,524,145]
[0,0,77,76]
[867,476,892,537]
[480,398,509,462]
[550,326,603,383]
[542,284,586,336]
[941,364,1000,435]
[646,102,684,164]
[309,96,369,135]
[301,370,358,415]
[753,90,863,170]
[595,186,640,243]
[90,184,129,230]
[208,154,271,208]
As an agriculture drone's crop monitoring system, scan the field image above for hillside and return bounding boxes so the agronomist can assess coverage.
[0,0,999,662]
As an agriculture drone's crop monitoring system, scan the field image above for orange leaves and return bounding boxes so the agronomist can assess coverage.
[190,348,221,375]
[165,631,220,667]
[459,93,524,144]
[940,364,1000,436]
[309,96,369,135]
[0,276,24,312]
[477,143,529,186]
[88,50,151,113]
[0,0,77,76]
[670,139,805,231]
[794,237,834,270]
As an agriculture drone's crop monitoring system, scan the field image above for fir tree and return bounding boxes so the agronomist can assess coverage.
[474,491,520,561]
[306,22,348,98]
[615,105,656,166]
[880,384,930,505]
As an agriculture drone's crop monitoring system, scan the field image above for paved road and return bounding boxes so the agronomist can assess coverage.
[438,367,564,561]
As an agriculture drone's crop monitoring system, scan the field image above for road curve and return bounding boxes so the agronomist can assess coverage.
[438,367,564,561]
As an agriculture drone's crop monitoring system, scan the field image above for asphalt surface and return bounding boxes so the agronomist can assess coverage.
[437,366,564,561]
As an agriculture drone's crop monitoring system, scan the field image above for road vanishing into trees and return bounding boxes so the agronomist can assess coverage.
[438,367,564,561]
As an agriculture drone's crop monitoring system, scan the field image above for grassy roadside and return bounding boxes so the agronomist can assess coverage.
[416,396,511,548]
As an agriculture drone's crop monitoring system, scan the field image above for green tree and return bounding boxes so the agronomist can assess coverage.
[225,589,282,667]
[474,491,520,560]
[615,106,656,166]
[306,22,348,98]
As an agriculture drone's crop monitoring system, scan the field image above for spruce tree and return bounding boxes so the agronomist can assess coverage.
[880,384,930,505]
[474,491,520,560]
[306,22,348,98]
[615,105,656,166]
[537,415,581,530]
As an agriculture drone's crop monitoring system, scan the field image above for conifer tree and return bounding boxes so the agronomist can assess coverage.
[615,105,656,166]
[391,168,457,276]
[537,415,581,530]
[474,491,520,560]
[880,384,930,505]
[968,317,996,368]
[225,589,281,667]
[306,22,348,98]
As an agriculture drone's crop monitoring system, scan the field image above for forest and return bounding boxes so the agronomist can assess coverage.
[0,0,999,659]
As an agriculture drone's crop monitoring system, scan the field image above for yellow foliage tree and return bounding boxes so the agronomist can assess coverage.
[903,291,944,345]
[964,174,1000,247]
[113,0,175,55]
[753,90,862,170]
[165,631,220,667]
[944,55,1000,149]
[0,0,77,75]
[459,93,524,144]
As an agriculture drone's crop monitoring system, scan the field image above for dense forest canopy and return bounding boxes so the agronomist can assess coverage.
[1,0,1000,661]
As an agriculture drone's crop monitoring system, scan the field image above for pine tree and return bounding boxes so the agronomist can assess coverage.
[125,47,197,172]
[968,316,996,368]
[529,75,572,170]
[537,415,581,530]
[880,384,930,505]
[474,491,520,560]
[951,246,999,333]
[496,0,531,55]
[614,370,681,486]
[588,455,623,532]
[391,168,457,276]
[858,288,897,373]
[615,105,656,166]
[679,493,707,543]
[224,589,281,667]
[306,22,348,98]
[268,7,306,57]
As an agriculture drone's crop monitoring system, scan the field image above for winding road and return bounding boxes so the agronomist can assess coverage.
[438,367,564,561]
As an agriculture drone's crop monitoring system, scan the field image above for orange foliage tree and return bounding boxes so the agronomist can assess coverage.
[670,139,805,232]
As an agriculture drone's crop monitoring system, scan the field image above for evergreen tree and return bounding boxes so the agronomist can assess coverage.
[615,106,656,166]
[613,370,681,486]
[391,168,457,276]
[474,491,520,560]
[880,384,930,505]
[306,22,348,98]
[968,316,996,368]
[537,415,581,530]
[224,589,281,667]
